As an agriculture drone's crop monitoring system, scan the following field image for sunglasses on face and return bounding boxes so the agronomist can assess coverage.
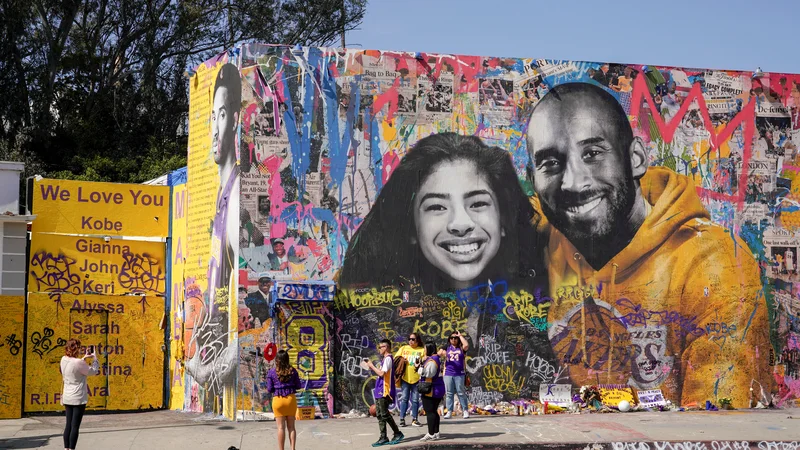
[450,336,459,339]
[408,337,417,341]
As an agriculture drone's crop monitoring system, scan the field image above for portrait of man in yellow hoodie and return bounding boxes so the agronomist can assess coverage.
[526,82,772,408]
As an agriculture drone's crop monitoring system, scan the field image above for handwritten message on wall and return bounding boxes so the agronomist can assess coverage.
[24,293,164,412]
[0,296,24,418]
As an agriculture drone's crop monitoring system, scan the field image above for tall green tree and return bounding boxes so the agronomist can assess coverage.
[0,0,366,186]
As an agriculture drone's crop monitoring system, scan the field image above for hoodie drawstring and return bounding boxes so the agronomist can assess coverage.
[573,252,587,367]
[607,262,618,383]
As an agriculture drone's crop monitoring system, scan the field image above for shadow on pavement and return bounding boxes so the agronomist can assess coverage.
[0,435,56,449]
[396,431,505,447]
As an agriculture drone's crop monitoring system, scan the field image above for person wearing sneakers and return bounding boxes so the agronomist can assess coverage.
[443,331,470,419]
[418,343,446,442]
[365,339,404,447]
[394,333,425,428]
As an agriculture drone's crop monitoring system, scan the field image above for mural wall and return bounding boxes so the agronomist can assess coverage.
[26,177,170,412]
[223,45,798,413]
[168,168,187,410]
[24,293,164,412]
[184,54,240,418]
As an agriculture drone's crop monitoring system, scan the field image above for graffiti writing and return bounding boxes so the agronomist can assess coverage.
[611,443,800,450]
[278,282,335,302]
[705,319,738,349]
[412,318,467,340]
[29,251,81,294]
[3,334,22,356]
[614,298,705,337]
[335,288,402,310]
[454,280,507,315]
[482,363,525,397]
[524,351,557,382]
[339,352,371,378]
[503,291,551,324]
[118,252,165,294]
[30,328,59,358]
[467,386,503,407]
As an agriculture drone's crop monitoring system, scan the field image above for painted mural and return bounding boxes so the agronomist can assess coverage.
[168,169,187,410]
[184,54,241,418]
[220,44,800,413]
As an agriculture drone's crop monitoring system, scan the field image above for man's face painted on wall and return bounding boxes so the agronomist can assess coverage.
[211,86,234,164]
[413,159,503,288]
[528,94,637,243]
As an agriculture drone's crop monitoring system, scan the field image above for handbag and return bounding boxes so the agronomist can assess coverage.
[417,358,436,394]
[417,379,432,394]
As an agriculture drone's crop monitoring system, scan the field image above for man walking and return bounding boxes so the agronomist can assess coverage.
[364,339,404,446]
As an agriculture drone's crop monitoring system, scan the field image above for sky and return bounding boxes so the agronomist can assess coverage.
[348,0,800,75]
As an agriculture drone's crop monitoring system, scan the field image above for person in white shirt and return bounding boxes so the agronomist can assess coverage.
[60,339,99,450]
[786,249,795,274]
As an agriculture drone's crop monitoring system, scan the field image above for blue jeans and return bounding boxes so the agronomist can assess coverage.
[443,375,469,413]
[398,380,419,420]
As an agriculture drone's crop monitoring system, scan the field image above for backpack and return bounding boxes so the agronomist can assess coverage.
[393,355,407,388]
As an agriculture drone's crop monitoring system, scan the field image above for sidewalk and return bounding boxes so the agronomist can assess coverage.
[1,408,799,449]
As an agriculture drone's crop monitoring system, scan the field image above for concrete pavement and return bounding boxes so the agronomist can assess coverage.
[1,408,800,449]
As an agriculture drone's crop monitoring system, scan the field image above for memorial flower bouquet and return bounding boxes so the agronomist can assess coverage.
[718,397,733,410]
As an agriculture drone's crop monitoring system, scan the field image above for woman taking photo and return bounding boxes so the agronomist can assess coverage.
[417,343,445,442]
[266,350,303,450]
[60,339,99,450]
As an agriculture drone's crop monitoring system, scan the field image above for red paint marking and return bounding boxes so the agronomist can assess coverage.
[629,75,756,210]
[372,78,400,122]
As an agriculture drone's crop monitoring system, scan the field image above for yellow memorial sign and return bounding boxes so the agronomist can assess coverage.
[32,178,169,237]
[29,234,166,296]
[0,296,25,418]
[599,385,637,408]
[169,183,187,409]
[24,293,164,412]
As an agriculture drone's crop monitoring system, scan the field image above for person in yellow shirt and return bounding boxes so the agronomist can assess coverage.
[394,333,426,427]
[526,82,773,408]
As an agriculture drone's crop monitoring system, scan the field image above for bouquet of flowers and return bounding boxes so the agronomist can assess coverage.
[580,385,603,410]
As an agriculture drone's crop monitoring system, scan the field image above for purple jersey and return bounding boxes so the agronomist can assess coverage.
[373,355,396,400]
[444,345,465,376]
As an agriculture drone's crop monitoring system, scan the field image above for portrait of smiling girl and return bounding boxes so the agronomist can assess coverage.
[339,132,544,292]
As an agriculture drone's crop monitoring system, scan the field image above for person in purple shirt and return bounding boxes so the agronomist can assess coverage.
[266,350,303,450]
[443,330,470,419]
[418,343,446,442]
[364,338,404,447]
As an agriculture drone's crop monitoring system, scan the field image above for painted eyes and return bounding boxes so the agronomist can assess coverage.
[423,199,492,213]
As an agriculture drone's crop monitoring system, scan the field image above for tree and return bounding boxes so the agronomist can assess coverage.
[0,0,367,191]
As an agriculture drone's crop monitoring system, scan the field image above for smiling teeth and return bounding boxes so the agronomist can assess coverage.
[566,197,602,214]
[447,243,480,254]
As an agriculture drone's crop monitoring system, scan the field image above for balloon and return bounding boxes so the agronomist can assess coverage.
[618,400,631,412]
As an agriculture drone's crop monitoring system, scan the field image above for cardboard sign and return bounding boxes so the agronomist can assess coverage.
[296,406,315,420]
[637,389,667,408]
[598,385,637,407]
[539,383,573,406]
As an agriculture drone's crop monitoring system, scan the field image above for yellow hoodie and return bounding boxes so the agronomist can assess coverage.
[535,167,772,408]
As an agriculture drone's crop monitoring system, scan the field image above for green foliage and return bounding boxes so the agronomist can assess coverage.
[0,0,367,191]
